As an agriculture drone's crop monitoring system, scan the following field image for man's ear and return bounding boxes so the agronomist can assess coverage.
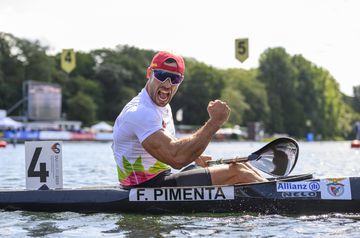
[146,68,152,79]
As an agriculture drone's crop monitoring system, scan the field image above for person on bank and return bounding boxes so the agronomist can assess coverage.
[112,51,267,188]
[355,121,360,140]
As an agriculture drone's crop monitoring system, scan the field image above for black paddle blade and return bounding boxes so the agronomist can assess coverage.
[249,137,299,177]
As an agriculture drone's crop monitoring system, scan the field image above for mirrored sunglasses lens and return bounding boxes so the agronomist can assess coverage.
[171,76,183,84]
[154,70,183,84]
[153,70,167,82]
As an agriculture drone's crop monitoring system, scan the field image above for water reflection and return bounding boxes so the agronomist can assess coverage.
[25,222,63,237]
[105,214,175,237]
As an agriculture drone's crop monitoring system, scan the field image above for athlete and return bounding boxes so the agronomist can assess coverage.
[112,51,267,188]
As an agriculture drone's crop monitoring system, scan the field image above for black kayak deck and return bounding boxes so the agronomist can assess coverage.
[1,174,360,214]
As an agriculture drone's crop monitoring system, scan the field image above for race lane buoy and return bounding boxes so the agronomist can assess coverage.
[351,140,360,148]
[0,140,7,148]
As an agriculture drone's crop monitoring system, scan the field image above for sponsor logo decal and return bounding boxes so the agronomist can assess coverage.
[276,181,320,192]
[129,186,234,202]
[320,178,352,200]
[281,191,317,198]
[51,143,61,154]
[327,179,344,197]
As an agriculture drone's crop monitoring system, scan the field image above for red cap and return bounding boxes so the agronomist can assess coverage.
[147,51,185,77]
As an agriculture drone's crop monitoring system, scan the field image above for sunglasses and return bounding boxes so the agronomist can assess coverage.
[153,69,184,85]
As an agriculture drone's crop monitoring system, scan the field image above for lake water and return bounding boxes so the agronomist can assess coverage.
[1,141,360,237]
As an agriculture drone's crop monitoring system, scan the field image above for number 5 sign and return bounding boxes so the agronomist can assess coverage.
[25,141,63,190]
[235,38,249,63]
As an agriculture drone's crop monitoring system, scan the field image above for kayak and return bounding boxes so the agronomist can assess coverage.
[1,174,360,214]
[2,138,357,214]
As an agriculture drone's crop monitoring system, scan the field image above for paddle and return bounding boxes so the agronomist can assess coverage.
[206,137,299,177]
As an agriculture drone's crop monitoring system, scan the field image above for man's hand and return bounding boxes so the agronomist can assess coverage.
[207,100,230,127]
[195,155,212,167]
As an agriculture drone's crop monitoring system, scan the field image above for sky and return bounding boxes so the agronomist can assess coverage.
[0,0,359,96]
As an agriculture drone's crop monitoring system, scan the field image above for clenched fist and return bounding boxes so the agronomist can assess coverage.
[207,100,230,127]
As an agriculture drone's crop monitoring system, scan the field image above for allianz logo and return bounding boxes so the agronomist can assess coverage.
[276,181,320,192]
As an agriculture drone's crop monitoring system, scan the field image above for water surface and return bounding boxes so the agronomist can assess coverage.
[1,141,360,237]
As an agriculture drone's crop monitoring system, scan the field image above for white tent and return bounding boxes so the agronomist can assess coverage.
[91,121,113,132]
[0,117,23,129]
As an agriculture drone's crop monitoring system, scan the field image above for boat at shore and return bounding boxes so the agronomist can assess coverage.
[351,140,360,148]
[1,174,359,214]
[0,140,7,148]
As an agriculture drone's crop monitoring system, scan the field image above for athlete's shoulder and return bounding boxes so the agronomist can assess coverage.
[123,102,158,124]
[125,104,158,122]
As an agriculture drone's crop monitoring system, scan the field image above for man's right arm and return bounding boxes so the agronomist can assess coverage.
[142,100,230,169]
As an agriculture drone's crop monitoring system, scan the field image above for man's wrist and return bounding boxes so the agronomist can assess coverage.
[206,118,222,132]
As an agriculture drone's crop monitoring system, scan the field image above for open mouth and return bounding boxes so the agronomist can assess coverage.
[158,89,170,103]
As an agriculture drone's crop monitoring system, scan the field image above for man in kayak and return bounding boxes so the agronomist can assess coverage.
[112,51,267,188]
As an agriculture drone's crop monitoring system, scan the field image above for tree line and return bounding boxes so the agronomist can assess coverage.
[1,33,360,139]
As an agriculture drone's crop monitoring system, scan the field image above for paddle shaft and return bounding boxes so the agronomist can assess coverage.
[207,156,249,165]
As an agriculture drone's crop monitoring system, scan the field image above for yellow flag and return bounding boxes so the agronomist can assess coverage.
[61,49,76,73]
[235,38,249,63]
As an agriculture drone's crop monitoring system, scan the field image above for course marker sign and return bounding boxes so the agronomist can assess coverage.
[235,38,249,63]
[61,49,76,73]
[25,141,63,190]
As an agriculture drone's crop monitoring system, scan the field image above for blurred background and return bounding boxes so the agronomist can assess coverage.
[1,0,360,143]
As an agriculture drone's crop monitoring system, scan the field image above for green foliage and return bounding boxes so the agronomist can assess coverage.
[91,47,148,120]
[220,68,269,126]
[67,92,97,126]
[172,60,224,125]
[258,48,304,135]
[353,85,360,113]
[258,47,355,139]
[0,33,30,114]
[221,87,248,125]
